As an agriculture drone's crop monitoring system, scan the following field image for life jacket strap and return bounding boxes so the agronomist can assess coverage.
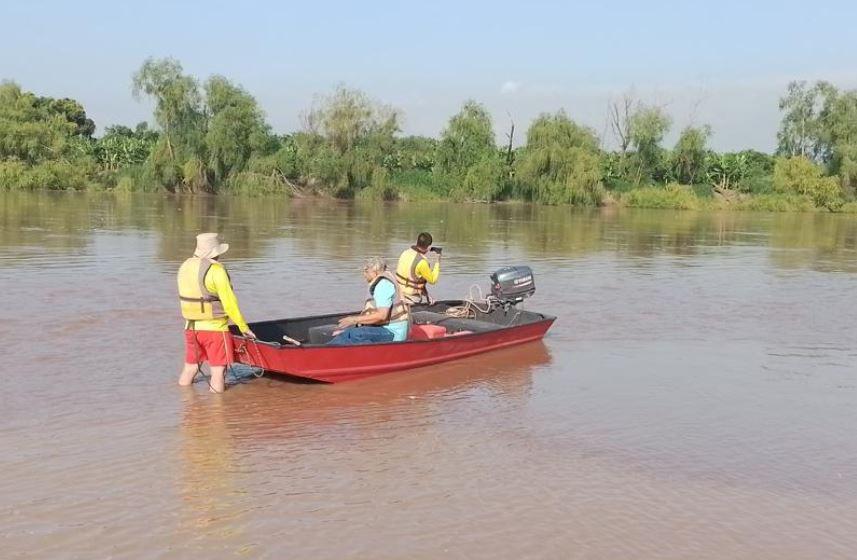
[395,272,426,289]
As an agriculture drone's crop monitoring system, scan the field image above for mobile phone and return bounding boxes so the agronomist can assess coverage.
[429,246,443,254]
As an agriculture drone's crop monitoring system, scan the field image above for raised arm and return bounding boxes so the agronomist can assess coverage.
[416,258,440,284]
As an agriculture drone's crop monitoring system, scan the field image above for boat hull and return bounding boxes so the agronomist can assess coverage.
[232,307,555,383]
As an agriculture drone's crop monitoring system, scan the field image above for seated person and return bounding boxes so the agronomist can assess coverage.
[329,256,410,345]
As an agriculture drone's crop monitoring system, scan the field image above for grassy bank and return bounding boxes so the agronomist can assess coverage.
[4,165,857,214]
[618,185,827,212]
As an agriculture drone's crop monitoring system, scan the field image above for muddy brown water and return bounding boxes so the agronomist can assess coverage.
[1,191,856,559]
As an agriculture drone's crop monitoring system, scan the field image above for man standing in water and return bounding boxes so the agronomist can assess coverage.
[395,232,441,304]
[177,233,255,393]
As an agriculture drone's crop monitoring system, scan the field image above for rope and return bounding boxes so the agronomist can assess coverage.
[248,339,267,378]
[444,285,497,318]
[189,328,264,392]
[189,322,220,394]
[222,331,256,389]
[443,284,524,326]
[230,337,265,381]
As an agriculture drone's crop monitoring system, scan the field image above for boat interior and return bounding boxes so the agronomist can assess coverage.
[234,300,554,346]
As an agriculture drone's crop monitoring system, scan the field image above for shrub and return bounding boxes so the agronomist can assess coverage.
[622,183,700,210]
[0,161,27,189]
[224,171,289,196]
[358,166,399,201]
[742,173,774,194]
[115,176,136,192]
[392,169,448,201]
[181,157,211,192]
[838,201,857,213]
[0,160,91,190]
[773,156,843,210]
[733,193,815,212]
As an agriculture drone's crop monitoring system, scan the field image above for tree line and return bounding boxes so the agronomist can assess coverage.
[2,57,857,211]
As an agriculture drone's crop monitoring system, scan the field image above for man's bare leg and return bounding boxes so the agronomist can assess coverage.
[208,366,226,393]
[178,362,200,386]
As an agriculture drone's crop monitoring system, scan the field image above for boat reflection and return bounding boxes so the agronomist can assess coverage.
[173,341,551,542]
[242,341,551,436]
[181,341,552,444]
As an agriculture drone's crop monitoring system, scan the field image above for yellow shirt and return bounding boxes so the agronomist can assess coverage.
[185,263,250,333]
[415,258,440,284]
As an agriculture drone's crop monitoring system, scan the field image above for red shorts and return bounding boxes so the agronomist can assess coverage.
[184,330,234,367]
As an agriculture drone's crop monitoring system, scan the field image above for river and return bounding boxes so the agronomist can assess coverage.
[1,191,856,559]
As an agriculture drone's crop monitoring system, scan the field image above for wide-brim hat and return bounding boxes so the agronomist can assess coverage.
[193,232,229,259]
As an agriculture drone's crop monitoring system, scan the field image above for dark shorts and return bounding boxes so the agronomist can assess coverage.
[328,326,395,346]
[184,330,234,366]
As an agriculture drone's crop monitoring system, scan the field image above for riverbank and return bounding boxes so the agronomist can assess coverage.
[5,171,857,213]
[5,68,857,215]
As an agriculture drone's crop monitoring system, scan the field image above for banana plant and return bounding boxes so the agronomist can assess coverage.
[706,153,750,192]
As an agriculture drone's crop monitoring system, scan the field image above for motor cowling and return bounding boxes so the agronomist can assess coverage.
[490,266,535,305]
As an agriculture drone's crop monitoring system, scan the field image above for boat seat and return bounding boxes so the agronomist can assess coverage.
[307,317,500,345]
[308,324,339,345]
[410,311,449,325]
[309,323,441,344]
[411,310,507,334]
[432,317,505,333]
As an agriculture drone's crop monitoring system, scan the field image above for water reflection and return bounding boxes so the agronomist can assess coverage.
[177,393,243,544]
[172,342,550,549]
[187,342,551,444]
[3,192,857,273]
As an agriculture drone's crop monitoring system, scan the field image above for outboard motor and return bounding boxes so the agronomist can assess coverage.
[490,266,535,306]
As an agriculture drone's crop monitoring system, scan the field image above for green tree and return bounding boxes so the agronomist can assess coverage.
[436,100,501,199]
[629,105,671,184]
[132,58,205,165]
[0,82,97,190]
[776,81,837,161]
[38,97,96,137]
[283,85,402,196]
[437,100,497,177]
[0,82,77,164]
[304,85,399,155]
[818,89,857,192]
[671,125,711,184]
[515,111,604,205]
[204,75,272,183]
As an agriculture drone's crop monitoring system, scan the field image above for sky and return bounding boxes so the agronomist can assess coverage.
[2,0,856,151]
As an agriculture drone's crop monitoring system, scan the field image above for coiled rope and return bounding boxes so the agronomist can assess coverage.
[444,285,498,318]
[443,284,525,327]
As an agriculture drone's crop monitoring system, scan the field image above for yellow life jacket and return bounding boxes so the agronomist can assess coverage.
[177,257,227,321]
[364,272,411,324]
[395,246,428,303]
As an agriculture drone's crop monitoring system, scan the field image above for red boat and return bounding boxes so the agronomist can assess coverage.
[231,300,556,383]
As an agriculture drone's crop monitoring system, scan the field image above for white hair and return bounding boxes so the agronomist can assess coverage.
[362,256,387,273]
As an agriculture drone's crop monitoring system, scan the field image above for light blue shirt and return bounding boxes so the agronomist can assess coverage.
[372,278,409,342]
